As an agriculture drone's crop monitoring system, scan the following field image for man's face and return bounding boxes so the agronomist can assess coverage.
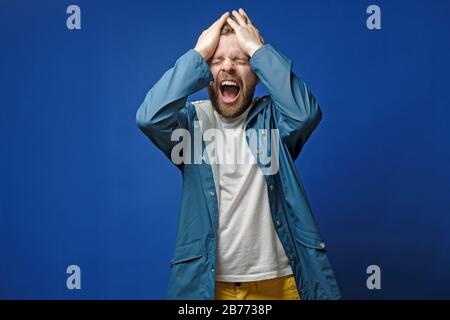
[207,34,258,118]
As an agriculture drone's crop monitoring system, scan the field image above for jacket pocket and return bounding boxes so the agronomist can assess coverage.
[294,229,326,251]
[170,240,203,267]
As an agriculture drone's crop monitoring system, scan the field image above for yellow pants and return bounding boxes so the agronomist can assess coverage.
[215,274,301,300]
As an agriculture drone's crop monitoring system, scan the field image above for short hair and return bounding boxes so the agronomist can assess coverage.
[220,15,238,35]
[220,22,235,35]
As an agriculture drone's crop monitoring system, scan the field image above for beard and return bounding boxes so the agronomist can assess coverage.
[207,76,257,119]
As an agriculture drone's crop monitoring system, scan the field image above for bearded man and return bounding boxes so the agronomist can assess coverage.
[136,9,341,300]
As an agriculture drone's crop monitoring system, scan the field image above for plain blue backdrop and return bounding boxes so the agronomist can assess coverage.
[1,0,450,299]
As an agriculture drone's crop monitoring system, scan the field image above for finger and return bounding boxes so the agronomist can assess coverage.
[209,12,229,30]
[232,10,247,26]
[238,8,248,24]
[217,12,230,28]
[259,34,265,44]
[239,8,252,25]
[209,12,229,29]
[226,17,240,30]
[252,26,264,43]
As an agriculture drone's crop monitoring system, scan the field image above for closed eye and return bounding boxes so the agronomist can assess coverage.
[234,58,249,65]
[210,58,223,65]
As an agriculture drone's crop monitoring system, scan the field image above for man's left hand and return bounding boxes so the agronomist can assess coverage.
[227,9,265,57]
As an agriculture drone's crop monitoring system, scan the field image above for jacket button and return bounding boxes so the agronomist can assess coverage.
[211,268,215,273]
[209,191,215,197]
[320,242,326,249]
[269,184,274,191]
[276,219,281,226]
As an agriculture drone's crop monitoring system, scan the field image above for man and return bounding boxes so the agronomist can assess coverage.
[136,9,341,300]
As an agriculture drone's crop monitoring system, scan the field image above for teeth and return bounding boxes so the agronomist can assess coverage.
[221,80,239,87]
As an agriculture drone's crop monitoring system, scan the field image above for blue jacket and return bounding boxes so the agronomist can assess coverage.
[136,44,341,300]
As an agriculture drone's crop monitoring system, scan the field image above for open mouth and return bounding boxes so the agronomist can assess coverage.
[219,80,241,104]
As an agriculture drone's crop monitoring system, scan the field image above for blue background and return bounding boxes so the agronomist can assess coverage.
[1,0,449,299]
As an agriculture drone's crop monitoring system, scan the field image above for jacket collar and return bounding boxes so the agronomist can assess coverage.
[245,96,267,127]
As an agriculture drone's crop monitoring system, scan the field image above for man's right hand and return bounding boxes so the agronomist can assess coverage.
[194,12,230,61]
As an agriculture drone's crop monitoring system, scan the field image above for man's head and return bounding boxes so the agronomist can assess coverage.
[207,21,259,118]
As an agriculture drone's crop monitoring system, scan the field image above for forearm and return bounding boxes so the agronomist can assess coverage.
[136,49,213,131]
[250,44,321,135]
[250,44,322,157]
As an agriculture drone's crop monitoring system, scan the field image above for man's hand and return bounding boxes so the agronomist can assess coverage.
[227,9,264,57]
[194,12,230,61]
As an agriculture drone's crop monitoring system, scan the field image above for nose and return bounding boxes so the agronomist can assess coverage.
[220,58,236,73]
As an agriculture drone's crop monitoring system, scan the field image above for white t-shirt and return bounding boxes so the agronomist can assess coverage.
[214,107,293,282]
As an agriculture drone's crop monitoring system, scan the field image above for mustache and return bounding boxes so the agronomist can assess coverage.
[210,77,242,87]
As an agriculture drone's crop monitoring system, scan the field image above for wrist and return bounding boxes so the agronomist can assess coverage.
[248,43,264,57]
[194,47,208,60]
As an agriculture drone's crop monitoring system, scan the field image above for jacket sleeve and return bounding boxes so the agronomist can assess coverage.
[136,49,213,161]
[250,44,322,159]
